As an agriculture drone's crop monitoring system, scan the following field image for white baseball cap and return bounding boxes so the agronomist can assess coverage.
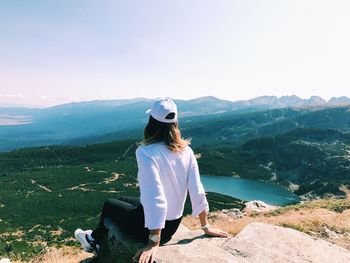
[146,98,178,123]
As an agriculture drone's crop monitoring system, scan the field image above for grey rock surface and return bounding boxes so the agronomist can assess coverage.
[244,200,278,213]
[102,221,350,263]
[223,222,350,263]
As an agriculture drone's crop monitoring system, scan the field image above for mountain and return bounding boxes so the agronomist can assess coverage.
[0,100,151,152]
[0,97,241,152]
[306,96,328,106]
[182,106,350,148]
[329,96,350,105]
[61,105,350,149]
[177,96,235,115]
[1,96,350,152]
[233,95,337,109]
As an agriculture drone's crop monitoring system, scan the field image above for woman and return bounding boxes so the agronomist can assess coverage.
[75,98,229,263]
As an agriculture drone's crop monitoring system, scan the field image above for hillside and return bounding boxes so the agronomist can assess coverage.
[0,138,349,261]
[0,141,242,261]
[198,127,350,198]
[78,106,350,149]
[184,106,350,147]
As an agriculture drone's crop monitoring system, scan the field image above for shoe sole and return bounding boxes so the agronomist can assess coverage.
[74,229,94,253]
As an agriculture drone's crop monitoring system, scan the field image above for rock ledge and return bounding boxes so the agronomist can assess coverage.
[101,220,350,263]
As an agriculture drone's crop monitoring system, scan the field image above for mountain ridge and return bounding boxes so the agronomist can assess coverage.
[1,95,350,110]
[1,100,349,152]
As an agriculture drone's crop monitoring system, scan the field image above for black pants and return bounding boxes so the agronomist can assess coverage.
[91,196,182,245]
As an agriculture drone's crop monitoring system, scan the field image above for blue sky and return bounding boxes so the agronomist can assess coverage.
[1,0,349,107]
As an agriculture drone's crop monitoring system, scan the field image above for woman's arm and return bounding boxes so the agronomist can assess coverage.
[187,149,210,217]
[198,210,229,238]
[187,149,228,237]
[133,228,161,263]
[198,209,209,227]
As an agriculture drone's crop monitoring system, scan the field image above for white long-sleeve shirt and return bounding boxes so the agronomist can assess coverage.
[136,142,209,230]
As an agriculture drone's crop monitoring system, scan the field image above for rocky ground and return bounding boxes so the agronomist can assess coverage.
[3,195,349,262]
[48,221,350,263]
[183,197,350,251]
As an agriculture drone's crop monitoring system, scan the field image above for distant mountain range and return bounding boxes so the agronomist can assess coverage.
[0,95,350,152]
[1,95,350,111]
[232,95,350,108]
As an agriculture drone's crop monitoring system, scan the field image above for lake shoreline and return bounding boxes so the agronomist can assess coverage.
[201,174,301,206]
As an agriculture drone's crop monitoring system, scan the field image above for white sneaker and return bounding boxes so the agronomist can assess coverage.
[74,229,94,253]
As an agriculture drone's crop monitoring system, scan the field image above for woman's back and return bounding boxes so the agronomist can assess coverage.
[136,142,207,229]
[136,143,191,220]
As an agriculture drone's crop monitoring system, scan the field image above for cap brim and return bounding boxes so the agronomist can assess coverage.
[146,109,151,114]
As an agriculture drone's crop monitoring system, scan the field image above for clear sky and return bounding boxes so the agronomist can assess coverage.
[1,0,349,107]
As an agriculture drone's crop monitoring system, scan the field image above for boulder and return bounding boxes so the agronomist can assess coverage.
[223,222,350,263]
[221,208,246,218]
[93,220,350,263]
[244,200,278,213]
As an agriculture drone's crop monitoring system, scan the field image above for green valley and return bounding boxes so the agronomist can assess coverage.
[0,140,243,261]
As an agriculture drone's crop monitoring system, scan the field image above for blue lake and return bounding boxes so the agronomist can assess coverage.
[201,175,300,206]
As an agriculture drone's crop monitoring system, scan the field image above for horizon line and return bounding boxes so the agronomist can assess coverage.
[1,94,350,109]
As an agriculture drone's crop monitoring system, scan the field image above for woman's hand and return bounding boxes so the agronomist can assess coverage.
[133,241,159,263]
[203,226,230,238]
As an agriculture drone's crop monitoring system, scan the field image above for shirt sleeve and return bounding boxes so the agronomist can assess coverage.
[187,148,209,217]
[136,147,167,229]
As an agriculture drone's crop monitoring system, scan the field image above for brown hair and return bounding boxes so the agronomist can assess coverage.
[142,116,190,152]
